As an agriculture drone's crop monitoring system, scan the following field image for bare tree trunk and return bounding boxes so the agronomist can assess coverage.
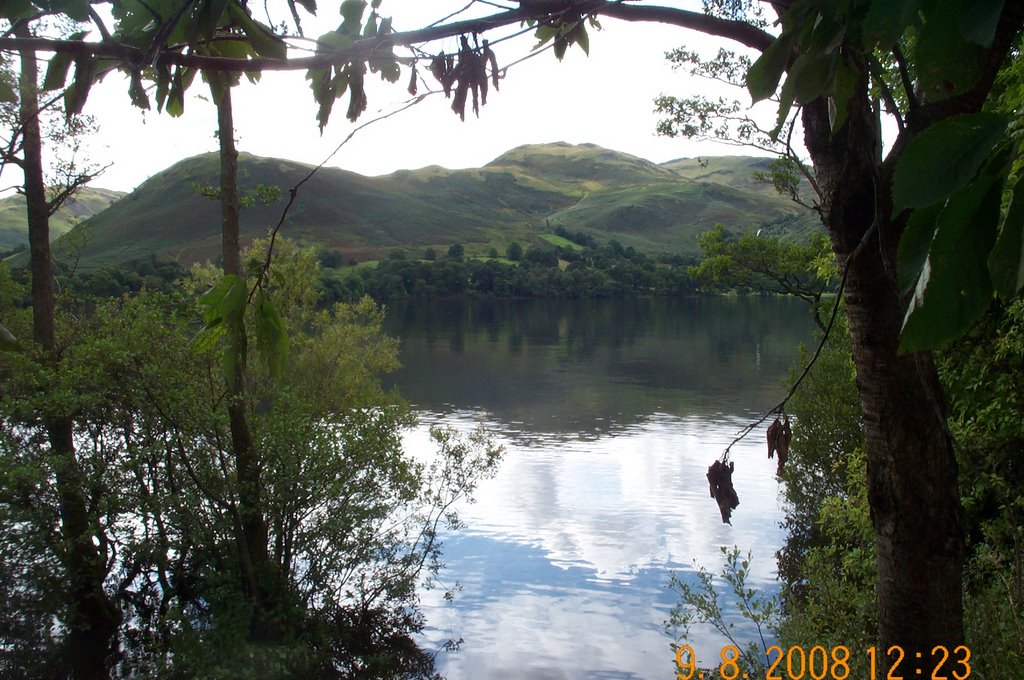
[803,83,965,655]
[215,85,278,643]
[16,23,119,679]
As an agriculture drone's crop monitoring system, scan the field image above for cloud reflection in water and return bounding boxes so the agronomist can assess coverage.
[407,410,787,679]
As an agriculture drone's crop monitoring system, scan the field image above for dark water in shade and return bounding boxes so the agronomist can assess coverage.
[382,296,816,679]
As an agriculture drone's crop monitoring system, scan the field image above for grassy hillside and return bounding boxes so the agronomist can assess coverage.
[487,141,681,191]
[662,155,816,204]
[56,144,820,267]
[0,187,124,251]
[547,179,810,254]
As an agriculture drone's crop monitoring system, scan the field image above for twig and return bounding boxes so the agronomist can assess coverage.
[721,221,878,460]
[251,92,432,297]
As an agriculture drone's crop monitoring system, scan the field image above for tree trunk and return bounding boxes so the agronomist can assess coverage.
[215,85,279,642]
[18,26,54,351]
[16,24,119,679]
[803,84,966,655]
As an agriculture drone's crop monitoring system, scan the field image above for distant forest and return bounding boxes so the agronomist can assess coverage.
[25,227,700,303]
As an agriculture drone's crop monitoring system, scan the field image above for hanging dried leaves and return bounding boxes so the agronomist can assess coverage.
[707,459,740,525]
[767,414,792,475]
[776,415,792,476]
[407,63,418,96]
[766,417,781,459]
[429,35,501,121]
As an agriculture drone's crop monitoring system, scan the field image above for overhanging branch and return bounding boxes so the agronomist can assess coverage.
[0,1,772,73]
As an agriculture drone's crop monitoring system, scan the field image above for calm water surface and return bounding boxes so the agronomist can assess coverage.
[382,297,816,679]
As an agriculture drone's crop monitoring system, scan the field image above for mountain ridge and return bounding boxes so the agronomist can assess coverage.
[34,143,818,266]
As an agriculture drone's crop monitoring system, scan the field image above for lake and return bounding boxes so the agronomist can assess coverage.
[382,296,816,680]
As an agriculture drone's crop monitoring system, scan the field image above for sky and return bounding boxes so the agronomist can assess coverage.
[7,1,780,194]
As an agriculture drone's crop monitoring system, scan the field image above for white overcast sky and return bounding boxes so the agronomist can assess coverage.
[12,1,781,194]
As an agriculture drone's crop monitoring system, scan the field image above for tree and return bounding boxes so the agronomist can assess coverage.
[654,1,1024,658]
[690,225,835,328]
[446,242,464,261]
[4,0,1024,664]
[0,239,504,675]
[506,241,523,261]
[0,23,117,679]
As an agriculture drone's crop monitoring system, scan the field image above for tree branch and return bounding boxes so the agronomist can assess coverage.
[0,1,773,74]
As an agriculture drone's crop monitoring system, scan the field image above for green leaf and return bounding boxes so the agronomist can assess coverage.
[362,11,377,37]
[746,31,794,103]
[769,67,797,140]
[190,0,229,43]
[892,113,1008,210]
[915,0,986,100]
[50,0,91,21]
[205,70,229,106]
[369,55,400,83]
[316,29,355,52]
[897,204,942,295]
[64,57,96,117]
[345,63,366,121]
[295,0,317,12]
[128,70,150,109]
[167,68,185,117]
[573,22,589,56]
[960,0,1004,46]
[227,2,286,59]
[43,50,75,92]
[0,78,15,103]
[340,0,367,33]
[807,16,846,53]
[900,174,1002,351]
[199,274,244,324]
[533,24,558,49]
[0,0,33,20]
[254,289,288,376]
[553,35,568,61]
[196,274,249,383]
[154,64,171,112]
[863,0,922,48]
[988,178,1024,299]
[830,61,858,134]
[788,51,838,104]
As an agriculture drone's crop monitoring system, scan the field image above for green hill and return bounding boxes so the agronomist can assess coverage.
[662,155,816,205]
[0,187,124,251]
[53,144,820,267]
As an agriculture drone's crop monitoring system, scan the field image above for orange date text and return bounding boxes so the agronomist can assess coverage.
[672,644,972,680]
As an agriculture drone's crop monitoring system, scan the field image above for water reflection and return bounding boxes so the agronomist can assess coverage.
[383,297,816,438]
[406,411,788,679]
[384,299,815,679]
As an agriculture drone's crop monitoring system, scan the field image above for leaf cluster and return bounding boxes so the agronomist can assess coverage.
[429,35,500,121]
[738,0,1024,350]
[690,225,835,327]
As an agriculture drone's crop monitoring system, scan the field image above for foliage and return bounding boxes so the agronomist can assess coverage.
[737,0,1024,350]
[322,238,697,302]
[0,61,105,210]
[777,314,862,531]
[776,448,877,677]
[0,242,504,676]
[940,298,1024,679]
[689,225,836,327]
[60,254,188,297]
[666,547,779,680]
